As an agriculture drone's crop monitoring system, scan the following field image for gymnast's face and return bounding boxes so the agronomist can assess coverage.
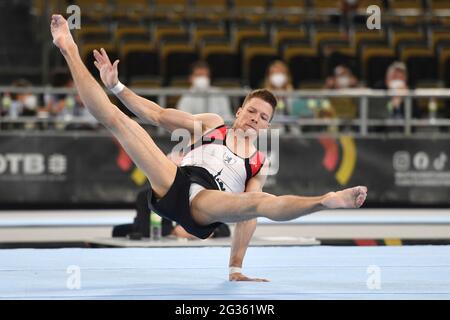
[234,98,273,135]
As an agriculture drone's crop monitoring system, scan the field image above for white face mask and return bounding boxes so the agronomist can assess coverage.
[388,79,405,89]
[270,73,287,88]
[24,95,38,110]
[336,76,351,88]
[192,76,210,90]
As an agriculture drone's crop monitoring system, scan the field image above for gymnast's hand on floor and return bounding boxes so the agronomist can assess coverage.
[50,14,76,53]
[229,272,269,282]
[93,48,120,89]
[321,186,368,209]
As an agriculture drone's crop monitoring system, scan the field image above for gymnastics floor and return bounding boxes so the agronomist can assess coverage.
[0,246,449,300]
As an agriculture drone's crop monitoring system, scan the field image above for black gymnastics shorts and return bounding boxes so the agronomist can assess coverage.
[147,165,223,239]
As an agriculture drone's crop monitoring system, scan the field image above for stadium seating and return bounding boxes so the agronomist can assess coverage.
[201,43,241,83]
[11,0,450,88]
[362,47,397,87]
[244,44,279,88]
[401,46,437,87]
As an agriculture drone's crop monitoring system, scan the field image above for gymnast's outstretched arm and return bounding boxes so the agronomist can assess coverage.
[92,48,223,135]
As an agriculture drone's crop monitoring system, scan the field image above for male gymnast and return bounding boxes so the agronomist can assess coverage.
[51,14,367,282]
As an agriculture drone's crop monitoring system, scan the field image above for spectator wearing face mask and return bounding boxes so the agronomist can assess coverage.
[263,60,294,115]
[7,79,40,118]
[2,79,42,130]
[373,61,422,120]
[324,65,360,122]
[45,70,98,130]
[370,61,424,133]
[264,60,300,133]
[384,61,409,119]
[176,61,232,119]
[325,65,359,90]
[263,60,306,134]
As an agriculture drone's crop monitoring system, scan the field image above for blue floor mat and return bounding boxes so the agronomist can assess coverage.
[0,246,449,300]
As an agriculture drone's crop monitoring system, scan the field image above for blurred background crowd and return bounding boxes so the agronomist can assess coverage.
[1,0,450,134]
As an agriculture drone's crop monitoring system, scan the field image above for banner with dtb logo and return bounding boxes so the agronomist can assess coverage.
[0,134,449,207]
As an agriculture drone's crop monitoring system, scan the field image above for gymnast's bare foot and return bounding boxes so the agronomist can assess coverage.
[50,14,76,54]
[321,186,368,209]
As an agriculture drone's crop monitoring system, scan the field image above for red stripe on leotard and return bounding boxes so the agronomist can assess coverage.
[203,125,227,141]
[249,151,265,177]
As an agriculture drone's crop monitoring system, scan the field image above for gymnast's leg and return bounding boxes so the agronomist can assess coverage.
[191,186,368,225]
[50,14,176,198]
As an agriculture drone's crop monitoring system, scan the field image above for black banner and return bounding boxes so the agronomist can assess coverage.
[0,300,438,319]
[265,136,450,206]
[0,134,449,207]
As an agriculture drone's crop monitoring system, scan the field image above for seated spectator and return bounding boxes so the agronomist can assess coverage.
[46,70,98,130]
[325,64,359,90]
[4,79,36,117]
[384,61,409,119]
[263,60,304,134]
[264,60,295,115]
[339,0,363,27]
[176,61,233,119]
[324,65,360,121]
[371,61,424,133]
[373,61,422,119]
[2,79,43,130]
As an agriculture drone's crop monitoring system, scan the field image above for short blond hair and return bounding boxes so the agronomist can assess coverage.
[387,61,408,78]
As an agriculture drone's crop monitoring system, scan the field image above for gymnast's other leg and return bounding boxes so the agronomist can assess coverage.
[191,186,368,225]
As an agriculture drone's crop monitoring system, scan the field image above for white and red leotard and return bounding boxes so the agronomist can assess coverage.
[180,125,265,203]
